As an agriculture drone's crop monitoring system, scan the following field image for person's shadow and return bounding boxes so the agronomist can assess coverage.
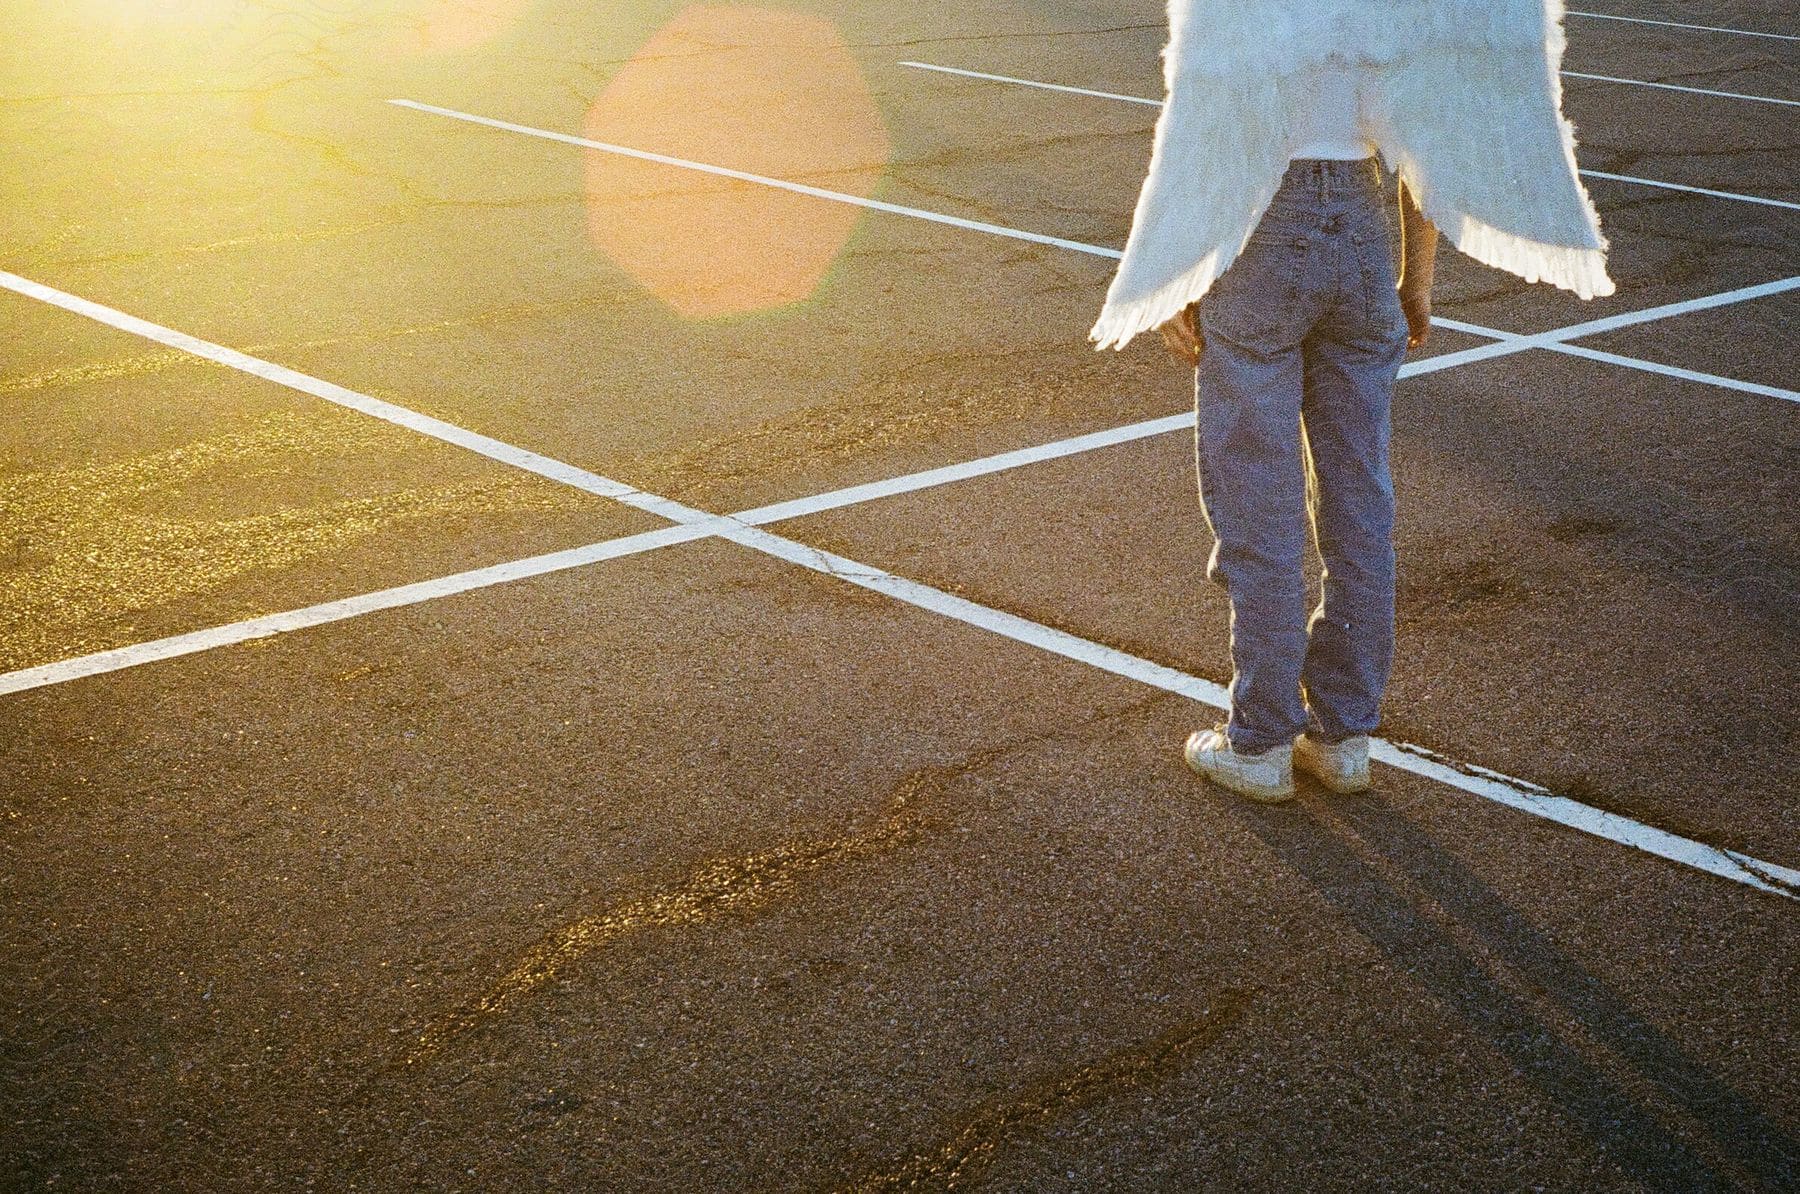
[1226,794,1797,1190]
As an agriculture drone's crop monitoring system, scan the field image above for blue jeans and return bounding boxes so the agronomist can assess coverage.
[1194,156,1409,753]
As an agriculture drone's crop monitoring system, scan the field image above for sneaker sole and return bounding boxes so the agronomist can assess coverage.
[1294,742,1372,795]
[1298,767,1371,795]
[1296,738,1375,792]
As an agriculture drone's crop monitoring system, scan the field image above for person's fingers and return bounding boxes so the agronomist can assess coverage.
[1160,323,1195,366]
[1400,298,1430,351]
[1158,306,1205,367]
[1161,331,1197,367]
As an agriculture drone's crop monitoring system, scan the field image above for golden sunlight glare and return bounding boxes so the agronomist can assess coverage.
[581,4,892,319]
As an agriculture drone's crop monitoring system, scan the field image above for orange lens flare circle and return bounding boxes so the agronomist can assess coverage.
[583,5,891,319]
[399,0,534,56]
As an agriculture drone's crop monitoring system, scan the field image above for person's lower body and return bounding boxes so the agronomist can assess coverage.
[1183,156,1408,799]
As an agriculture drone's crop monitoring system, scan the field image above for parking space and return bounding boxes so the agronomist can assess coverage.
[781,345,1798,856]
[1,293,650,675]
[3,0,1796,1188]
[5,538,1795,1189]
[1579,286,1799,390]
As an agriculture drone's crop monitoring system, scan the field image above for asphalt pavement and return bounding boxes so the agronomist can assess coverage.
[3,1,1796,1189]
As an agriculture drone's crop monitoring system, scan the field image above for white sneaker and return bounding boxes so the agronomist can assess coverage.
[1293,732,1371,794]
[1183,726,1294,803]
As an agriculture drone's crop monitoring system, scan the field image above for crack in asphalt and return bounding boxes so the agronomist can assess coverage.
[836,987,1256,1193]
[404,789,935,1066]
[400,690,1170,1067]
[1727,855,1800,899]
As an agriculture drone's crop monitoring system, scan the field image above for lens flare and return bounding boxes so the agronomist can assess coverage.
[397,0,536,55]
[581,5,891,319]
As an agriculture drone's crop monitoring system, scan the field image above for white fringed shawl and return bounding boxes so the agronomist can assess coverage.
[1090,0,1615,350]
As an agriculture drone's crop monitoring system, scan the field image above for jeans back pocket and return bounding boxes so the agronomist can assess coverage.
[1203,233,1310,356]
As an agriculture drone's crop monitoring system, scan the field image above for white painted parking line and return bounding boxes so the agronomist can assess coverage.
[0,524,718,698]
[7,127,1797,898]
[0,270,715,529]
[1561,71,1799,108]
[8,263,1783,703]
[0,333,1654,696]
[1568,10,1800,43]
[898,60,1800,213]
[906,58,1800,112]
[386,99,1121,262]
[0,363,1492,698]
[731,413,1196,526]
[1369,738,1800,898]
[1529,273,1800,333]
[1428,275,1800,403]
[388,95,1800,408]
[734,278,1800,527]
[7,303,1795,902]
[717,522,1800,900]
[8,378,1793,897]
[1421,276,1800,401]
[1544,342,1800,404]
[1436,273,1800,342]
[17,460,1798,898]
[1575,169,1800,213]
[897,61,1157,107]
[5,272,1792,702]
[723,324,1653,528]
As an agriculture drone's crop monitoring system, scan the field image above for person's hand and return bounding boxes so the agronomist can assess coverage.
[1400,284,1431,351]
[1159,301,1204,367]
[1395,177,1438,352]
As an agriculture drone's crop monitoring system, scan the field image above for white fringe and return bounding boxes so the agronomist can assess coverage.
[1088,252,1223,353]
[1089,203,1614,352]
[1447,214,1614,298]
[1091,0,1613,351]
